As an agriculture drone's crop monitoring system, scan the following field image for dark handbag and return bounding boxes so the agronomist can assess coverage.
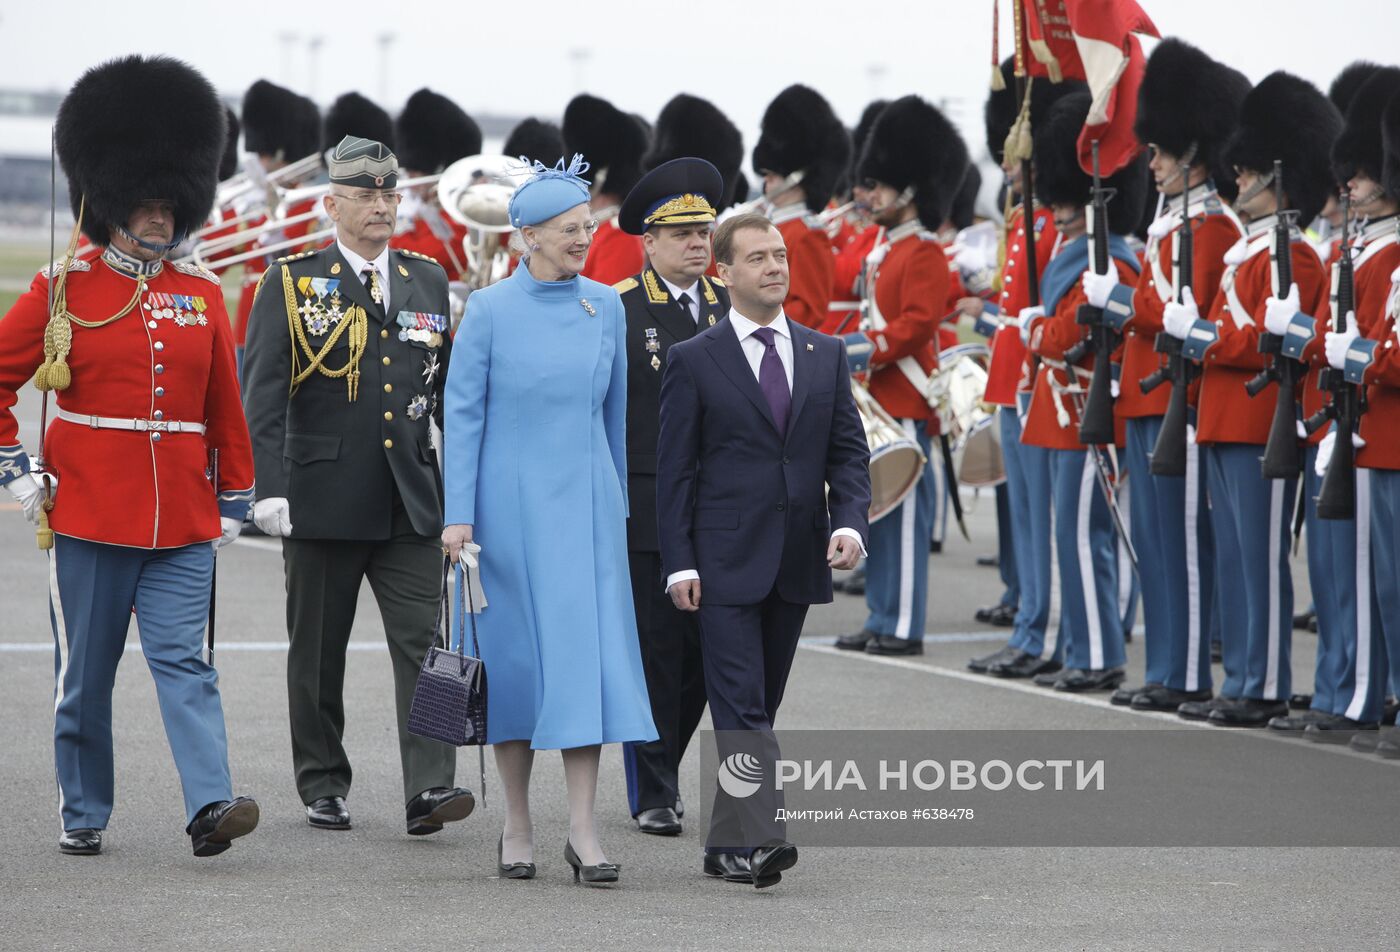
[408,555,487,800]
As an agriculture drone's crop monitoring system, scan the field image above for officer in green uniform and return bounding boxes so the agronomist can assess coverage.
[241,135,474,835]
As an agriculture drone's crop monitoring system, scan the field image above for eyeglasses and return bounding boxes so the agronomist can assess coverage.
[333,190,404,207]
[545,219,600,240]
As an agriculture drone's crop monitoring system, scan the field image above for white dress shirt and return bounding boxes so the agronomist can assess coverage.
[665,307,865,592]
[660,275,700,325]
[336,238,392,315]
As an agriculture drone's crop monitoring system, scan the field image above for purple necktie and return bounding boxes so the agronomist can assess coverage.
[752,326,790,435]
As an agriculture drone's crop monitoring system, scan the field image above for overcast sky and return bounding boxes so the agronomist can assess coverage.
[3,0,1397,164]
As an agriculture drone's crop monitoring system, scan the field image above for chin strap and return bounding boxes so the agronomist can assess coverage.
[113,224,186,255]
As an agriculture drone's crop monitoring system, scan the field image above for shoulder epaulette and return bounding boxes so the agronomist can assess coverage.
[171,259,221,285]
[709,276,725,287]
[276,248,321,264]
[395,248,440,266]
[802,214,825,231]
[613,276,639,293]
[39,258,91,279]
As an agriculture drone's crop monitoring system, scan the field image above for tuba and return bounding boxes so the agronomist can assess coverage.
[438,154,525,301]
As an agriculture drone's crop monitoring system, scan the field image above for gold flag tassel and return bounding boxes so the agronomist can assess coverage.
[35,477,55,550]
[1003,77,1036,167]
[989,0,1006,91]
[34,199,86,392]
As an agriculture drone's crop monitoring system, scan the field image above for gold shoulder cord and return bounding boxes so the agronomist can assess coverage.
[282,264,367,400]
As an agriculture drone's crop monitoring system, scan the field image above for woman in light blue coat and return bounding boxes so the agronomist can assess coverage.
[441,155,657,884]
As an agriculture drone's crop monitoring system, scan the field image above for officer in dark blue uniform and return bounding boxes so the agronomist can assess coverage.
[614,158,729,840]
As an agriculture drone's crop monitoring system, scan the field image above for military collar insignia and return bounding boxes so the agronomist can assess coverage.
[102,245,163,279]
[330,261,342,275]
[40,257,91,279]
[700,275,719,306]
[643,269,669,304]
[396,310,447,346]
[768,203,807,226]
[144,291,209,327]
[885,220,926,244]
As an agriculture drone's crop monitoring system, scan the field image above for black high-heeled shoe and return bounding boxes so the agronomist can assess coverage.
[497,834,536,880]
[564,840,619,884]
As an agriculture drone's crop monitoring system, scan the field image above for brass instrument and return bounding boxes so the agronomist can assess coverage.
[850,381,928,523]
[437,154,524,298]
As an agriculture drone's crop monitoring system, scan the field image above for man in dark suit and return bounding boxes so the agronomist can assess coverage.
[242,135,474,836]
[657,212,871,888]
[614,159,731,837]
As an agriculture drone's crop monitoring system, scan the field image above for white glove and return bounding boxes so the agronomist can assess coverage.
[1315,428,1367,477]
[252,497,293,537]
[1082,269,1119,309]
[215,516,242,549]
[1325,317,1358,370]
[953,242,990,275]
[6,474,47,525]
[1017,305,1045,346]
[1162,286,1200,340]
[1263,284,1300,337]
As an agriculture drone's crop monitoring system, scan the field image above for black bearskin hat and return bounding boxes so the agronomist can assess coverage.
[242,79,320,161]
[644,94,745,210]
[753,84,851,212]
[56,55,226,246]
[504,118,564,167]
[857,94,969,227]
[1381,91,1400,201]
[1331,67,1400,186]
[219,107,241,182]
[984,58,1087,164]
[562,93,649,198]
[1330,62,1383,116]
[1227,71,1341,224]
[1034,90,1150,234]
[1134,39,1250,178]
[395,88,482,174]
[323,92,394,153]
[950,164,982,231]
[853,100,889,160]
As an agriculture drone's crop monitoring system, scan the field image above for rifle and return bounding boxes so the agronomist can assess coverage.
[1307,188,1361,520]
[1246,160,1304,479]
[1142,163,1195,476]
[1068,140,1118,445]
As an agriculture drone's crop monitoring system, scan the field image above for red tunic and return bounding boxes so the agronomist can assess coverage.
[985,205,1058,406]
[581,216,644,287]
[861,223,949,421]
[772,206,835,331]
[392,208,469,280]
[1195,226,1329,446]
[0,252,254,548]
[824,226,878,336]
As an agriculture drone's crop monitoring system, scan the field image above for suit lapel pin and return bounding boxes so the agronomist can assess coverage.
[806,343,814,351]
[398,264,409,277]
[650,354,661,371]
[707,314,716,326]
[330,262,341,275]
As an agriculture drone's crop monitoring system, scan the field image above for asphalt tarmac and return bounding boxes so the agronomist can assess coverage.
[2,381,1397,951]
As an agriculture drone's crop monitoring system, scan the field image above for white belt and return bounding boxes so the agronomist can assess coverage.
[57,408,206,434]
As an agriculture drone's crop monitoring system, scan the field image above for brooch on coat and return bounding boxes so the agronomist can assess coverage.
[396,311,446,348]
[145,292,209,327]
[294,277,343,337]
[580,298,596,317]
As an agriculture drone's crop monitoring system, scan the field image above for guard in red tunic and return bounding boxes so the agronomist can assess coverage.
[0,56,258,858]
[752,85,849,331]
[564,94,648,286]
[1164,73,1339,727]
[827,101,889,338]
[390,88,482,281]
[1079,39,1248,710]
[830,95,964,657]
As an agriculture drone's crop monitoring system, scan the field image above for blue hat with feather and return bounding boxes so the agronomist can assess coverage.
[508,153,592,227]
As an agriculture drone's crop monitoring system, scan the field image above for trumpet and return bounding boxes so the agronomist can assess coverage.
[192,152,326,242]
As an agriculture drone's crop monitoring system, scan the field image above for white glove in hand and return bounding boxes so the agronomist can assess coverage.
[1263,284,1300,337]
[1315,428,1367,477]
[6,474,46,525]
[1082,269,1119,309]
[1162,287,1201,340]
[1325,317,1358,371]
[215,516,242,549]
[1017,305,1045,346]
[953,243,990,275]
[252,497,293,537]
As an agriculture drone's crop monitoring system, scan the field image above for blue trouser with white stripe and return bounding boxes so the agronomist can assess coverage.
[995,480,1019,608]
[865,420,935,641]
[1050,448,1125,671]
[1124,415,1215,691]
[50,536,232,830]
[1367,470,1400,712]
[1205,443,1296,701]
[1002,402,1061,659]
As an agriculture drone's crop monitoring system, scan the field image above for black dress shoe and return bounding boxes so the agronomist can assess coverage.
[976,554,999,567]
[1033,667,1066,687]
[188,796,259,857]
[750,839,798,889]
[1287,693,1313,711]
[635,806,681,836]
[987,604,1017,627]
[974,604,997,623]
[1110,684,1155,707]
[58,828,102,856]
[564,840,620,885]
[866,635,923,656]
[1292,609,1315,631]
[1383,698,1400,726]
[1210,641,1222,663]
[306,795,351,830]
[703,851,754,883]
[967,644,1017,673]
[929,540,943,554]
[1304,714,1380,744]
[835,630,876,651]
[1178,696,1236,721]
[497,834,536,879]
[1267,710,1325,733]
[406,786,476,836]
[1130,686,1212,712]
[987,651,1059,679]
[1054,667,1125,693]
[1208,697,1289,728]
